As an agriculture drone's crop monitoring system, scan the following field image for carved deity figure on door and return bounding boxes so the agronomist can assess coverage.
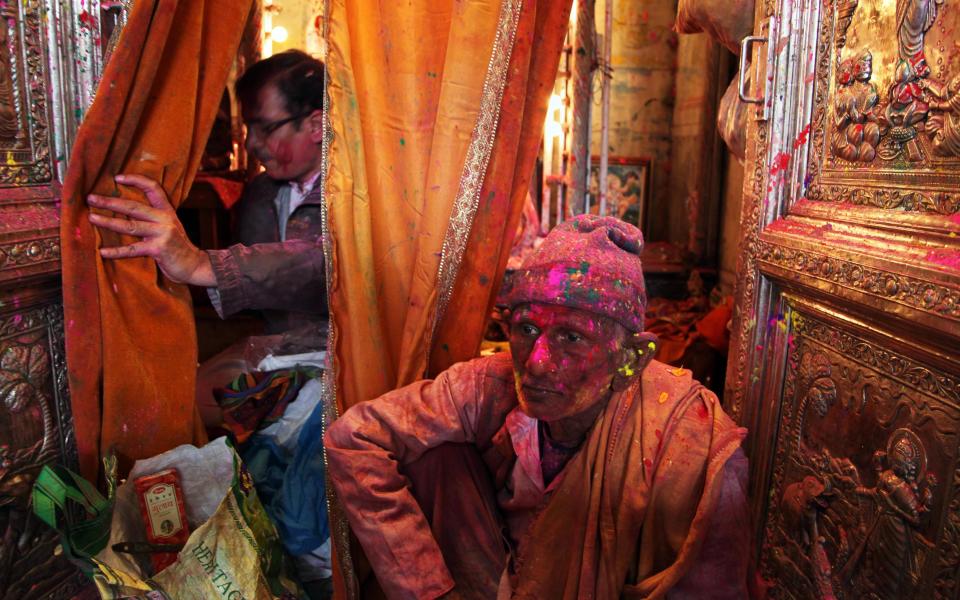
[880,55,933,161]
[840,429,936,599]
[896,0,943,62]
[832,51,881,162]
[829,0,960,164]
[925,73,960,157]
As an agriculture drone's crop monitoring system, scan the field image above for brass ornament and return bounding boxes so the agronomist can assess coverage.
[760,306,956,598]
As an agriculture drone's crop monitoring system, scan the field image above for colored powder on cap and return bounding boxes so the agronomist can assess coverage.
[658,392,668,404]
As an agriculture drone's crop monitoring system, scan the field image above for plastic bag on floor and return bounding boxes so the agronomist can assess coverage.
[33,438,301,599]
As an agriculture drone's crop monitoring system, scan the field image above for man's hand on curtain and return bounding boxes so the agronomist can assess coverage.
[88,174,216,287]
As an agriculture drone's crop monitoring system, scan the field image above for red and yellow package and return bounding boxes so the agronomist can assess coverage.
[134,468,190,574]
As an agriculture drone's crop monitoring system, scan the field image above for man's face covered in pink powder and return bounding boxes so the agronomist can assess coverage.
[509,303,636,422]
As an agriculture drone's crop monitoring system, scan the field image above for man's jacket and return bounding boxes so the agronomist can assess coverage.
[326,352,750,599]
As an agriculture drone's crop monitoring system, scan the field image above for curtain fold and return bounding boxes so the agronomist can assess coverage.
[429,0,574,375]
[325,0,573,414]
[60,0,251,479]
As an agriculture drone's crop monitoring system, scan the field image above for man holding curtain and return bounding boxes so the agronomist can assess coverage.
[86,49,329,425]
[325,215,750,599]
[86,49,332,597]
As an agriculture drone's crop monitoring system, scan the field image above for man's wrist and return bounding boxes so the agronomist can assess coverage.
[188,249,217,287]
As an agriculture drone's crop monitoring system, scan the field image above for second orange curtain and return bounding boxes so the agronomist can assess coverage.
[325,0,573,414]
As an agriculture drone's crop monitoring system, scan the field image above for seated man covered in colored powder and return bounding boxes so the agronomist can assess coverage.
[326,215,750,599]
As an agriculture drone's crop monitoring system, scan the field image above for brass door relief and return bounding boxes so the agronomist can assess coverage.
[808,0,960,213]
[731,0,960,597]
[759,296,959,599]
[0,1,52,187]
[0,305,81,599]
[0,1,108,597]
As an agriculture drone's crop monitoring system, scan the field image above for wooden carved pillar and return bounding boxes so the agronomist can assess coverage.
[0,1,106,597]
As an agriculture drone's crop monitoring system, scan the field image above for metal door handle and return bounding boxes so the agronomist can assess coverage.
[738,35,766,104]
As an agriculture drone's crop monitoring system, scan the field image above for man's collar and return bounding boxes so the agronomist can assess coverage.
[291,169,322,195]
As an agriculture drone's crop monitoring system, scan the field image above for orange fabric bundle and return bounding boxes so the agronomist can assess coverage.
[60,0,251,479]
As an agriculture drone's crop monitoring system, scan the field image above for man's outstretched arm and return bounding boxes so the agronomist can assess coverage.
[206,239,326,317]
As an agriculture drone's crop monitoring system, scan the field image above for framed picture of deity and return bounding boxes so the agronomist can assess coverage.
[585,156,651,230]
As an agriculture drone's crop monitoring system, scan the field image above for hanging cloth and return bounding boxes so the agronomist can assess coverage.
[325,0,573,409]
[428,1,575,375]
[60,0,253,479]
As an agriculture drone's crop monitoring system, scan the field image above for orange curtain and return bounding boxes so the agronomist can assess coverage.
[429,1,574,375]
[60,0,251,479]
[325,0,573,414]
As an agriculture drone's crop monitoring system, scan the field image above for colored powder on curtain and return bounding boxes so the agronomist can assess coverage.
[60,0,253,479]
[325,0,574,410]
[325,0,503,410]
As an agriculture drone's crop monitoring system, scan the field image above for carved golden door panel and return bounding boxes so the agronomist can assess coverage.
[0,1,108,597]
[731,0,960,598]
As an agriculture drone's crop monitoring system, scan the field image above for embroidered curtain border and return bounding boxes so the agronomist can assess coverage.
[430,0,524,346]
[317,0,357,595]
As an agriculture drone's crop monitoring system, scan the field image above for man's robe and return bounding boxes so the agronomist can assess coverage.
[325,352,749,599]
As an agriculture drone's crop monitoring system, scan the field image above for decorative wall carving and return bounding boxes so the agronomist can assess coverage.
[0,304,82,598]
[760,307,960,599]
[758,241,960,320]
[0,2,52,187]
[831,51,881,163]
[0,238,60,272]
[731,1,960,597]
[725,2,775,421]
[927,73,960,157]
[805,0,960,214]
[806,183,960,214]
[0,21,22,145]
[836,0,859,50]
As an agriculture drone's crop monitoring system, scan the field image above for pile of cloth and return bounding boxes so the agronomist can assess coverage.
[213,354,332,591]
[645,282,734,392]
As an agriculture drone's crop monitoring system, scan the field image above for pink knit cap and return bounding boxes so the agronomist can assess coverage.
[501,215,647,332]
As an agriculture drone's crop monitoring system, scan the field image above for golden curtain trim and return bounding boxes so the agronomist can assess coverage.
[431,0,524,342]
[317,3,357,594]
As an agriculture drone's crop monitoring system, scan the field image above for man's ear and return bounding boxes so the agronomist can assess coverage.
[612,331,657,391]
[306,109,324,143]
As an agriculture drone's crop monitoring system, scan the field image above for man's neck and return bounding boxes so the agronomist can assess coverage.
[544,398,608,447]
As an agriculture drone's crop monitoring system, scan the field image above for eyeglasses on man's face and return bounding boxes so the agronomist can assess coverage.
[246,113,306,140]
